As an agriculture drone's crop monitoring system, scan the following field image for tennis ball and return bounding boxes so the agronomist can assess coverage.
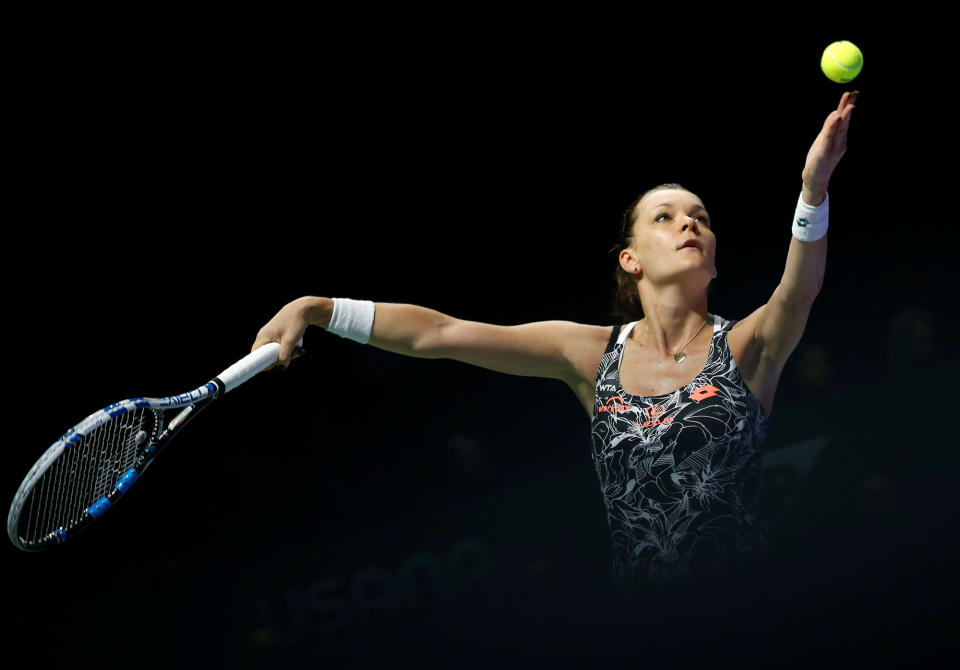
[821,41,863,83]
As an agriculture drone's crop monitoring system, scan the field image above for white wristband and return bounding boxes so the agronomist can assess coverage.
[792,191,829,242]
[328,298,376,344]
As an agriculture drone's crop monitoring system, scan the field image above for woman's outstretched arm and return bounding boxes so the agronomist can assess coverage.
[251,296,601,385]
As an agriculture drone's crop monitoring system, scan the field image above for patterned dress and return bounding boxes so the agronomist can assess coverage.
[590,314,769,593]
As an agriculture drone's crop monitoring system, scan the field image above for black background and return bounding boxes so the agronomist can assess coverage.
[5,15,957,669]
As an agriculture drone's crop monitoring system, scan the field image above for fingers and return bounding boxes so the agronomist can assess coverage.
[274,349,305,371]
[251,334,301,371]
[835,92,856,150]
[837,90,851,112]
[829,92,857,124]
[837,90,858,111]
[841,101,856,122]
[837,91,857,123]
[276,333,307,370]
[823,92,856,153]
[251,334,273,354]
[837,109,852,141]
[819,111,844,152]
[278,340,302,367]
[842,91,857,118]
[827,113,848,154]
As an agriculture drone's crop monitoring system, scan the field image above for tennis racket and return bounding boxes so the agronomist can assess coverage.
[7,340,298,551]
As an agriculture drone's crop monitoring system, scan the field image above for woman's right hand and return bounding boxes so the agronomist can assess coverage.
[252,296,330,369]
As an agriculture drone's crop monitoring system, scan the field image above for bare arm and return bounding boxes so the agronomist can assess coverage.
[748,92,857,365]
[252,296,594,384]
[777,90,856,303]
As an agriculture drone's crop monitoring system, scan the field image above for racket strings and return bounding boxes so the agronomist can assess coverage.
[21,408,159,544]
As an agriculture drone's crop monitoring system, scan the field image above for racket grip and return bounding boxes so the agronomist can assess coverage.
[214,341,277,392]
[217,337,304,393]
[217,343,279,392]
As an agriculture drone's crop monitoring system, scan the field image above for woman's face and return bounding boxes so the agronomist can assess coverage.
[620,188,717,285]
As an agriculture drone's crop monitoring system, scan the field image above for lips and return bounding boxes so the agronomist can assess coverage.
[678,239,702,251]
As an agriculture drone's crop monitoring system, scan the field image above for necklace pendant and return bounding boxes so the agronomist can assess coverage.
[673,352,686,363]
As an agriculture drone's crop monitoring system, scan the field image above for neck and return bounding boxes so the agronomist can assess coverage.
[636,289,710,356]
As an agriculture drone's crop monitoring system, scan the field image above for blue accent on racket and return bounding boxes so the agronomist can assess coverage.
[105,402,130,418]
[87,497,112,519]
[116,469,139,493]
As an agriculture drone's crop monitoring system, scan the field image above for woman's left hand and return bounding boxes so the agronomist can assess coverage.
[801,91,858,204]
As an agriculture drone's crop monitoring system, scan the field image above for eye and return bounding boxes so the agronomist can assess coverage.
[695,215,711,226]
[654,212,670,222]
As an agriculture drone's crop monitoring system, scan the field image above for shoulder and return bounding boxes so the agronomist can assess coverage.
[560,321,616,346]
[559,322,616,352]
[559,322,617,382]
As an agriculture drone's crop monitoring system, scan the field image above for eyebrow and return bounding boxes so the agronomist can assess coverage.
[651,202,709,213]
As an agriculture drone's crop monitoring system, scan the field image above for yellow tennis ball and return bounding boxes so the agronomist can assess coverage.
[821,41,863,83]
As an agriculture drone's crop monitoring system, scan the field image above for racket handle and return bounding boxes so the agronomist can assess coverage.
[217,337,303,393]
[216,337,302,393]
[216,343,279,393]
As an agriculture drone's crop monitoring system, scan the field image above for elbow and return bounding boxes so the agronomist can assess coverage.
[411,314,455,359]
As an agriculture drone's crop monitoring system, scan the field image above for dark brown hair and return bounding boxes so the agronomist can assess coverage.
[608,183,690,322]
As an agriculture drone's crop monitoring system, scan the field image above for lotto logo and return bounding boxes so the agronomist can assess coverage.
[689,384,720,402]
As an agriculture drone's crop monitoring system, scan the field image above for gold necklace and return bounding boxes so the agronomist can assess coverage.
[644,316,709,363]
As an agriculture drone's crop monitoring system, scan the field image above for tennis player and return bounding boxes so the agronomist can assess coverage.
[252,92,857,594]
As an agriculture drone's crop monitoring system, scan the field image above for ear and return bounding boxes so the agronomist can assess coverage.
[619,248,642,275]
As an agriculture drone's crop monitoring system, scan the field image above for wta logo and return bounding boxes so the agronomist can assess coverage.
[635,404,675,429]
[597,396,630,413]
